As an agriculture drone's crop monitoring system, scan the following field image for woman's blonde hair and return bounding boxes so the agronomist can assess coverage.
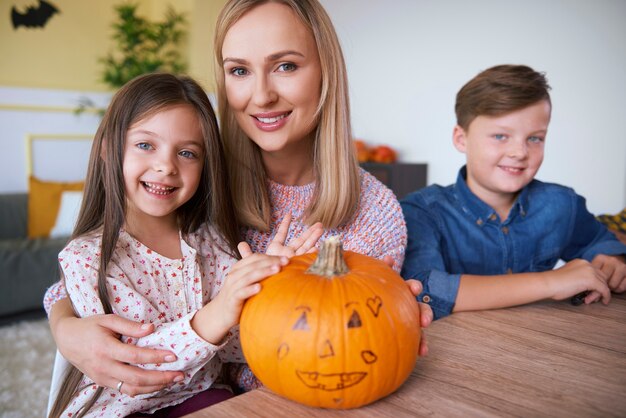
[214,0,360,231]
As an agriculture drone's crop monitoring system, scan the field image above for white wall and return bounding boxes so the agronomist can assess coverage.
[322,0,626,214]
[0,87,108,192]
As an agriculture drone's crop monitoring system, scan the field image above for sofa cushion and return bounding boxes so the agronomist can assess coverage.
[0,194,28,239]
[28,176,84,239]
[0,236,67,317]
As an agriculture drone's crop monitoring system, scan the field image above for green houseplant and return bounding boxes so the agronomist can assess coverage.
[77,2,187,114]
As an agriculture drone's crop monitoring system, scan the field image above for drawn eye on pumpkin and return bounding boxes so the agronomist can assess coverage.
[345,302,362,328]
[292,306,311,331]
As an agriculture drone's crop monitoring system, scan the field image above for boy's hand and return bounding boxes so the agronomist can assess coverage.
[592,254,626,293]
[549,259,611,304]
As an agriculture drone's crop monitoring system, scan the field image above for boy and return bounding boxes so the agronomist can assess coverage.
[401,64,626,320]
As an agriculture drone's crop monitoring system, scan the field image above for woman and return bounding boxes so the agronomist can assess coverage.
[45,0,432,404]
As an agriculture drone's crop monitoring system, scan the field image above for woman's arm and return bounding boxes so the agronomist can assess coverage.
[49,277,183,396]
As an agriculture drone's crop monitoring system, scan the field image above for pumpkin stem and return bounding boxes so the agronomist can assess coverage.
[306,236,349,278]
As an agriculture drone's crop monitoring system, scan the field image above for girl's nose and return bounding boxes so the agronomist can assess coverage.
[154,155,177,175]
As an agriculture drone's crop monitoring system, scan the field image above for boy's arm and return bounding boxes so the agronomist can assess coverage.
[562,194,626,262]
[455,258,611,312]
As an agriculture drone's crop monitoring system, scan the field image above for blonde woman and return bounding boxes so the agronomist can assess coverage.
[44,0,432,400]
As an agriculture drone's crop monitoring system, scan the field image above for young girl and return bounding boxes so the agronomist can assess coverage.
[44,0,433,398]
[49,73,299,418]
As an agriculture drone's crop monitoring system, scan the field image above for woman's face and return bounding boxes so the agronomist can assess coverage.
[222,2,322,156]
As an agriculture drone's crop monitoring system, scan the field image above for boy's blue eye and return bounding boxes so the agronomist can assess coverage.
[277,63,297,72]
[528,136,544,143]
[494,134,507,141]
[137,142,153,150]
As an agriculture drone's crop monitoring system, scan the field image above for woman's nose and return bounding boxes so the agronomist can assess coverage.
[252,76,278,107]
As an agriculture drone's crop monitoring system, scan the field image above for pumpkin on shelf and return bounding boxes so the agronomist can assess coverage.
[369,145,397,164]
[353,139,370,163]
[240,237,421,409]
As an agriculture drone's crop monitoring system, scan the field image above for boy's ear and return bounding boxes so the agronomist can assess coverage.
[452,125,468,153]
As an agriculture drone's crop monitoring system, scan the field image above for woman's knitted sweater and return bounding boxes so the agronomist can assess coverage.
[245,168,407,269]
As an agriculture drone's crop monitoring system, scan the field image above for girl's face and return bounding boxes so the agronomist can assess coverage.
[222,2,322,157]
[123,104,205,225]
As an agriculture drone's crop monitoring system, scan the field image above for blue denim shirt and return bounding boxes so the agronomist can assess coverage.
[400,166,626,320]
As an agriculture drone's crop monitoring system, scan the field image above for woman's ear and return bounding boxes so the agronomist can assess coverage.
[452,125,467,154]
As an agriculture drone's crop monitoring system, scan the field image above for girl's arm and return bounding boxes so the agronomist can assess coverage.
[454,259,611,313]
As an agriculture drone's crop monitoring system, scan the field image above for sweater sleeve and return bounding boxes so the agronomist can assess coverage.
[341,170,407,272]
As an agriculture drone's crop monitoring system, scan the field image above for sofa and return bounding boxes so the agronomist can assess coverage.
[0,193,68,324]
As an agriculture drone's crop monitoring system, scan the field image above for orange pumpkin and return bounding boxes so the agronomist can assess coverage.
[353,139,371,163]
[240,237,421,409]
[369,145,397,163]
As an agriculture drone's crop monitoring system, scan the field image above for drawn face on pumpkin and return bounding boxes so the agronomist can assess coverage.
[275,295,383,393]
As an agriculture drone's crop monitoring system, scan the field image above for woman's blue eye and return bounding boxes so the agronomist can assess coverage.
[137,142,153,150]
[231,67,248,77]
[278,63,297,72]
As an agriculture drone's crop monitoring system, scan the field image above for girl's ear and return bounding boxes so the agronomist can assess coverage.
[452,125,468,154]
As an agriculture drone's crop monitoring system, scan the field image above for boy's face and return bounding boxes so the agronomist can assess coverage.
[453,100,551,208]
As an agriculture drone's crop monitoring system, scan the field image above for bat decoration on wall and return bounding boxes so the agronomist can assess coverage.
[11,0,60,29]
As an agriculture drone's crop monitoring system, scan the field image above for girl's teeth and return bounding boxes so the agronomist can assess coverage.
[143,182,174,195]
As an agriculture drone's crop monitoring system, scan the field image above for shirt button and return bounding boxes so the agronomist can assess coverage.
[502,226,509,234]
[489,214,497,221]
[422,295,431,303]
[476,219,483,226]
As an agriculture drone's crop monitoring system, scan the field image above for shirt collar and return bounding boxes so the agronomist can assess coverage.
[453,166,529,225]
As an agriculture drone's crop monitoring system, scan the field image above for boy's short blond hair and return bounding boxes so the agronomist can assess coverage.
[455,64,551,130]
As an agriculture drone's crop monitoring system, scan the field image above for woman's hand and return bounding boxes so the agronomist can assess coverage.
[263,213,324,257]
[50,299,184,396]
[191,254,288,344]
[405,279,433,357]
[382,255,432,356]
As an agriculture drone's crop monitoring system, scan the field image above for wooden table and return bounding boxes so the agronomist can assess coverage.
[189,293,626,417]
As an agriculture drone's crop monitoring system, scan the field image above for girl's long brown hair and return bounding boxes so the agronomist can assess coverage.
[48,73,240,418]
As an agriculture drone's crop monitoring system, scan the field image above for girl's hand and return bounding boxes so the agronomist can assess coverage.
[51,300,184,396]
[191,254,288,344]
[549,259,611,304]
[265,213,324,257]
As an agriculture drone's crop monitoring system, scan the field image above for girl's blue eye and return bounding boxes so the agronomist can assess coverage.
[137,142,153,150]
[528,136,544,143]
[179,150,196,159]
[277,63,297,72]
[494,134,507,141]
